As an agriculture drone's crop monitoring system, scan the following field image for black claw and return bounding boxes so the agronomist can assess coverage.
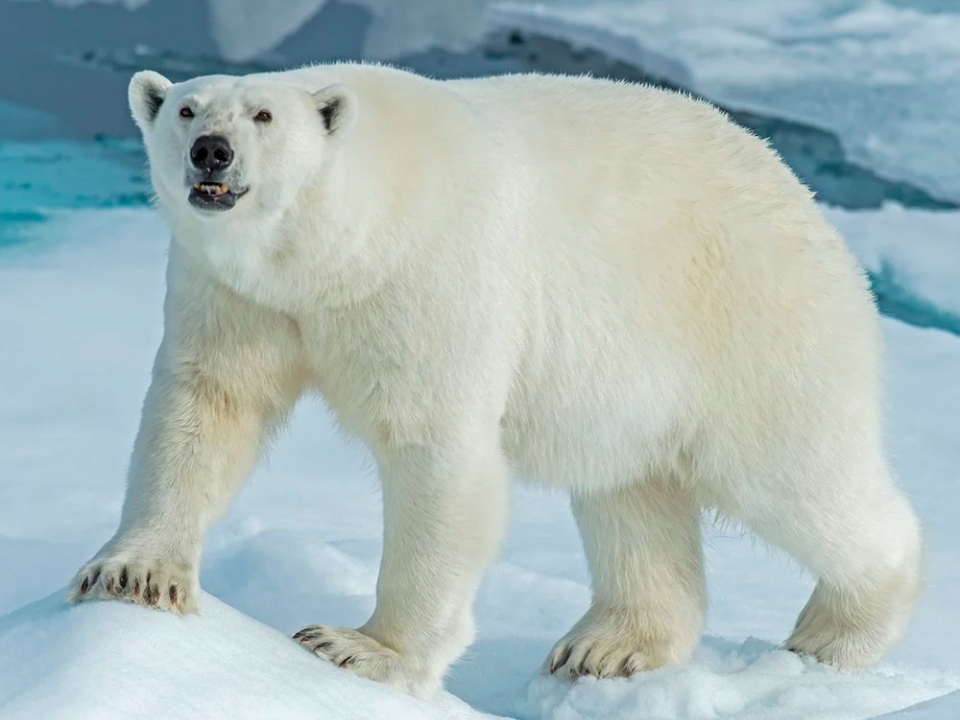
[313,641,333,653]
[295,627,321,641]
[133,578,141,596]
[169,585,178,605]
[80,577,89,594]
[148,584,159,605]
[550,647,572,674]
[338,655,355,668]
[118,568,128,591]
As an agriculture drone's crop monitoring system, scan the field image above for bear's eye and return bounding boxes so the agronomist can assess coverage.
[179,106,194,119]
[254,110,272,123]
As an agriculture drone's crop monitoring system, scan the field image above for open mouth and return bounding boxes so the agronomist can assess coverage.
[188,182,247,211]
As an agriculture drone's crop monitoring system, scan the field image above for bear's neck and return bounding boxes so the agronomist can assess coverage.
[165,158,411,315]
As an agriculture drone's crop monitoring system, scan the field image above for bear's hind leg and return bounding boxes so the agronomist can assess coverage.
[733,457,922,669]
[545,476,705,679]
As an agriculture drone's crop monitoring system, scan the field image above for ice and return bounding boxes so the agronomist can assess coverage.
[489,0,960,202]
[823,205,960,334]
[0,99,66,140]
[351,0,488,60]
[8,1,960,202]
[204,0,488,62]
[6,0,956,208]
[0,140,148,221]
[1,207,959,718]
[207,0,331,62]
[95,0,489,63]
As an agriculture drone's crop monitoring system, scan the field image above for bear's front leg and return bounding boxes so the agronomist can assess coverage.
[68,364,234,613]
[295,430,510,698]
[68,251,306,614]
[68,353,300,613]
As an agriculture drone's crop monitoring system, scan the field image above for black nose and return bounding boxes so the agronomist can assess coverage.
[190,135,233,172]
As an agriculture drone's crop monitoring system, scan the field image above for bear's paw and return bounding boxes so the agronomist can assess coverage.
[293,624,439,698]
[67,553,197,614]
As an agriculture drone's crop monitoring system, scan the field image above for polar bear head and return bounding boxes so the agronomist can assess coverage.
[128,70,357,224]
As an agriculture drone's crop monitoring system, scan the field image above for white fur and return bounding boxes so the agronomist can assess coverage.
[68,63,923,698]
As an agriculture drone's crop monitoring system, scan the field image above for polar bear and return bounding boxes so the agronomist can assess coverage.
[68,62,922,698]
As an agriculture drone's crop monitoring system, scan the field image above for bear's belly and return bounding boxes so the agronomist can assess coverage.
[499,358,689,490]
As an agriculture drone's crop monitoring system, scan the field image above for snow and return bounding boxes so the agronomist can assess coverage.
[0,593,953,720]
[207,0,331,63]
[823,205,960,334]
[488,0,960,202]
[206,0,489,62]
[37,0,491,64]
[0,591,500,720]
[885,692,960,719]
[1,206,959,719]
[522,640,954,720]
[350,0,488,60]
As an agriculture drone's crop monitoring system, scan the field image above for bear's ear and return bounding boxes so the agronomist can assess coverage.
[312,84,358,136]
[128,70,173,131]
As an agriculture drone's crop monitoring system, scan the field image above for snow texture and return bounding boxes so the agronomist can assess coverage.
[884,692,960,719]
[0,590,501,720]
[0,207,959,718]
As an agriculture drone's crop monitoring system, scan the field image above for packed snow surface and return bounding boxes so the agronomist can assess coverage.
[0,591,499,720]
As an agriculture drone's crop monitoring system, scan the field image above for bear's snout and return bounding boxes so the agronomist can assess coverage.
[190,135,234,173]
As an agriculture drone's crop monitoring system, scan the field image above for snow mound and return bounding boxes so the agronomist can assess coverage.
[519,637,957,720]
[0,590,502,720]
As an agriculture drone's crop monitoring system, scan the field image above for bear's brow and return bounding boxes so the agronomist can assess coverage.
[241,98,281,118]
